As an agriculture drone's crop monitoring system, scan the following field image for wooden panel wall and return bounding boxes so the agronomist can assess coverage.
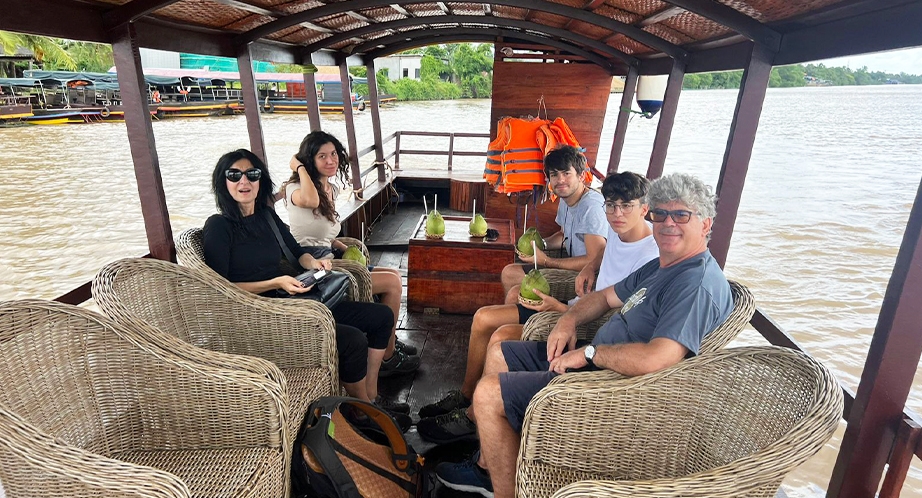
[490,61,614,169]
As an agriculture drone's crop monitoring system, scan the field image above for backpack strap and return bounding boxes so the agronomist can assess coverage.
[262,209,301,269]
[300,398,363,498]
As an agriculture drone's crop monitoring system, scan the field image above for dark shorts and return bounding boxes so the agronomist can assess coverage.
[517,303,539,324]
[498,340,590,432]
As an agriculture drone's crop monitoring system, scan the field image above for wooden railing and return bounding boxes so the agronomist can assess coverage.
[355,130,491,173]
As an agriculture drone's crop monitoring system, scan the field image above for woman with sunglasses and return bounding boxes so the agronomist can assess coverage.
[202,149,410,426]
[282,131,420,377]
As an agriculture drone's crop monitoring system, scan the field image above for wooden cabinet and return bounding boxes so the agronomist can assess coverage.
[407,215,515,314]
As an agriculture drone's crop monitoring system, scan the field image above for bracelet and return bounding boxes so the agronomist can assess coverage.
[297,164,306,171]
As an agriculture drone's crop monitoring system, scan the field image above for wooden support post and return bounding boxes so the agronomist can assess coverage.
[448,133,455,171]
[365,59,386,182]
[879,418,922,498]
[236,45,267,164]
[339,58,362,191]
[607,65,638,174]
[394,132,401,169]
[709,42,773,268]
[110,23,175,262]
[646,59,685,180]
[302,57,321,132]
[828,177,922,497]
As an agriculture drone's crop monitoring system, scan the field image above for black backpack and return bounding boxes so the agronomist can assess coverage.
[292,397,432,498]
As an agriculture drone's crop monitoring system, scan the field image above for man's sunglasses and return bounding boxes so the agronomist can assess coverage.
[646,208,696,224]
[225,168,262,182]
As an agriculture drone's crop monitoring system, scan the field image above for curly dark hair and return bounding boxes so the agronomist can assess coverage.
[287,131,351,223]
[211,149,275,222]
[543,145,587,177]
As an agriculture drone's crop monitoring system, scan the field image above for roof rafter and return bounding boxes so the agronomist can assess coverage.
[638,6,684,27]
[103,0,183,28]
[658,0,781,50]
[563,0,609,31]
[300,14,637,65]
[236,0,687,60]
[359,27,621,71]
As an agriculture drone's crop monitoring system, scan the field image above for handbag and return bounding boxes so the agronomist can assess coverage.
[263,210,351,308]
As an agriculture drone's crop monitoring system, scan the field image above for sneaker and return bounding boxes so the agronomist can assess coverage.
[374,396,410,414]
[346,404,411,434]
[395,339,418,356]
[435,452,493,498]
[379,349,420,378]
[417,408,477,444]
[389,411,412,433]
[419,389,471,418]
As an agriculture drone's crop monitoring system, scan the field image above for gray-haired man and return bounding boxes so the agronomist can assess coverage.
[436,173,734,498]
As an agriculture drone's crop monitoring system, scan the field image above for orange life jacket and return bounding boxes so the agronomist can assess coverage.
[485,117,549,194]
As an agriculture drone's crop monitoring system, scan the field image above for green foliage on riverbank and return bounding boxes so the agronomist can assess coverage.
[684,63,922,90]
[352,43,493,101]
[0,31,113,77]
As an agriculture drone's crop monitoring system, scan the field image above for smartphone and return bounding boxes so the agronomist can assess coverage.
[297,269,327,287]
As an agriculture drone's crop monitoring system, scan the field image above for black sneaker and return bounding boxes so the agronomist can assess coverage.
[435,451,493,498]
[395,339,418,356]
[417,408,478,444]
[379,349,420,378]
[374,396,410,414]
[419,389,471,418]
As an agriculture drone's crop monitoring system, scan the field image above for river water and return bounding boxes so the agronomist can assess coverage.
[2,85,922,495]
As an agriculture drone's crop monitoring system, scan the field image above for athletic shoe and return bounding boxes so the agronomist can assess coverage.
[435,451,493,498]
[417,408,477,444]
[419,389,471,418]
[374,396,411,414]
[379,349,420,378]
[395,339,418,356]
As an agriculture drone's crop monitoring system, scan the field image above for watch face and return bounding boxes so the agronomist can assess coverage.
[585,345,595,360]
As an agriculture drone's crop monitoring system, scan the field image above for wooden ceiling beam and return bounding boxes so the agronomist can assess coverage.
[238,0,687,60]
[103,0,183,28]
[300,14,636,65]
[658,0,781,50]
[359,27,622,71]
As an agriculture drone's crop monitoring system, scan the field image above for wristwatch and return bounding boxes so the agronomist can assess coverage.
[584,345,596,367]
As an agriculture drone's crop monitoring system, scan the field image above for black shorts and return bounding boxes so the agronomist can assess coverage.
[517,303,539,324]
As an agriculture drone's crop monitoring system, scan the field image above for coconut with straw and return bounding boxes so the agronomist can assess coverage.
[425,195,445,239]
[469,199,487,237]
[519,240,551,306]
[516,204,546,258]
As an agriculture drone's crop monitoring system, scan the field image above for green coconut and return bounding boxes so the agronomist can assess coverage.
[425,209,445,238]
[342,245,367,265]
[516,227,546,256]
[519,269,551,305]
[469,214,488,237]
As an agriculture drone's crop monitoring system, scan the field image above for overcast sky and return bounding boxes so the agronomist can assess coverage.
[813,46,922,75]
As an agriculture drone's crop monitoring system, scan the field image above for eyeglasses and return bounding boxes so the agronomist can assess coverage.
[225,168,262,182]
[647,208,697,224]
[604,202,636,214]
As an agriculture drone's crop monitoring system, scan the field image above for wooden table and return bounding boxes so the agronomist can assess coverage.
[408,215,515,314]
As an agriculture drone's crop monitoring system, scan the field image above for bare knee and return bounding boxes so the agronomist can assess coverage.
[484,341,509,375]
[473,375,504,417]
[491,325,524,347]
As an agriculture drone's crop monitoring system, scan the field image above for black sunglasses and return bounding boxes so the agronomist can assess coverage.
[225,168,262,182]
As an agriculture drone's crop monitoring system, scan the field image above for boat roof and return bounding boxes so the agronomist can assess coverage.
[4,0,922,74]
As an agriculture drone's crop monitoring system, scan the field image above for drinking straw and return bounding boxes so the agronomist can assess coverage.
[435,194,438,211]
[361,222,365,246]
[532,240,538,272]
[524,204,528,231]
[424,196,428,215]
[473,199,476,219]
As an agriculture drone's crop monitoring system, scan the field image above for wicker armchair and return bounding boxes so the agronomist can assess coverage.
[92,258,338,456]
[0,299,287,498]
[175,227,373,303]
[521,280,755,385]
[516,346,843,498]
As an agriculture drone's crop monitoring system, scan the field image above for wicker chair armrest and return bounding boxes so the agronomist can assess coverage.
[522,309,618,342]
[336,237,370,260]
[104,327,289,453]
[332,260,374,302]
[0,407,191,498]
[547,369,629,385]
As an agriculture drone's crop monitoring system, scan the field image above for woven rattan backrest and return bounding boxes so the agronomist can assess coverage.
[94,258,254,351]
[699,280,755,355]
[518,346,842,495]
[175,227,213,273]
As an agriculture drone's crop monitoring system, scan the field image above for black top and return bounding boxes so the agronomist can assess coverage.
[203,209,307,283]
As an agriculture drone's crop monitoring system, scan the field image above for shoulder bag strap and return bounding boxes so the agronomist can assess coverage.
[261,209,300,268]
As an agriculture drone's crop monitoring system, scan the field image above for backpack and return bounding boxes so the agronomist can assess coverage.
[292,397,432,498]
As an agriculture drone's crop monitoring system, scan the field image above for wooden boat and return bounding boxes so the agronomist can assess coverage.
[3,1,922,497]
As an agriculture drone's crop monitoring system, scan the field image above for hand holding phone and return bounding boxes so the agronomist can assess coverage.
[297,269,327,287]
